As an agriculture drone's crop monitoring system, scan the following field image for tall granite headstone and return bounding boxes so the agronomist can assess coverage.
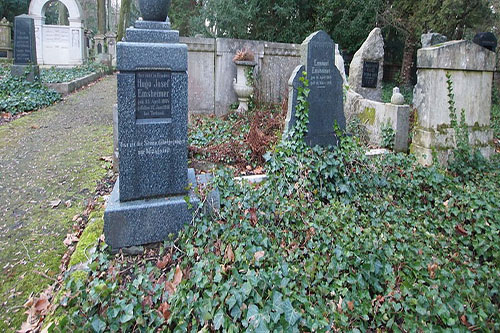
[11,15,39,82]
[104,13,200,251]
[284,30,345,147]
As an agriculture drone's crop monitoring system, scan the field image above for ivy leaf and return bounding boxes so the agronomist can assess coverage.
[283,299,300,326]
[272,291,284,314]
[91,317,106,333]
[119,304,134,323]
[213,310,224,330]
[246,304,260,327]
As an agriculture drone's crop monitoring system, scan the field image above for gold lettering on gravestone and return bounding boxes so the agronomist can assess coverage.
[136,71,172,119]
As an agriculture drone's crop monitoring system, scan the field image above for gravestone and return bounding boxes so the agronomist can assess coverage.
[348,28,384,101]
[0,18,13,58]
[412,40,495,165]
[473,32,497,52]
[104,13,200,250]
[421,32,447,48]
[11,15,39,82]
[284,30,345,147]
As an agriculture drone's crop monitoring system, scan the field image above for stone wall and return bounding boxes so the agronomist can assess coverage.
[180,36,301,116]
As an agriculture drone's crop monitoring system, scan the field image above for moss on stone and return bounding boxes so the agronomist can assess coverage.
[359,107,376,125]
[68,214,103,268]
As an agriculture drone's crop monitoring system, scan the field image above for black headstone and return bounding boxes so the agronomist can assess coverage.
[286,30,345,148]
[361,61,379,88]
[473,32,497,52]
[13,15,36,65]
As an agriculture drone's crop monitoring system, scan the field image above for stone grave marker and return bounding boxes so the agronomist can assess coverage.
[348,28,384,101]
[11,15,39,82]
[284,30,345,147]
[104,10,200,251]
[0,18,13,58]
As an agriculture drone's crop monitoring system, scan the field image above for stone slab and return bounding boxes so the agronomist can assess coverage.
[125,28,179,44]
[43,71,104,95]
[104,169,200,250]
[417,40,496,71]
[117,42,187,72]
[117,71,188,201]
[13,15,36,65]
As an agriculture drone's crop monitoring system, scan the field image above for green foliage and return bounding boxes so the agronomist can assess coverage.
[41,63,107,83]
[445,72,489,180]
[0,0,28,26]
[381,82,414,105]
[381,122,395,149]
[56,73,500,331]
[491,86,500,139]
[0,67,61,115]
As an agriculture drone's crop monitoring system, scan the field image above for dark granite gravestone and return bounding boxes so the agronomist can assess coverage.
[11,15,39,82]
[361,61,379,88]
[284,30,345,147]
[104,15,200,251]
[473,32,497,52]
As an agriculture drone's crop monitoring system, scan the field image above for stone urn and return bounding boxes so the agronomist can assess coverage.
[233,60,256,112]
[138,0,171,21]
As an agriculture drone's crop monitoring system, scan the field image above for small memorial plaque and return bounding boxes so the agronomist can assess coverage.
[361,61,379,88]
[136,71,172,119]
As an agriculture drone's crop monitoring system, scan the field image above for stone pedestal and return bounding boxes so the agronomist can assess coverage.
[411,40,496,165]
[104,19,199,251]
[105,31,117,66]
[94,33,105,54]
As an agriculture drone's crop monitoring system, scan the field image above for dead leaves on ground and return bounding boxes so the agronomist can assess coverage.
[164,265,183,296]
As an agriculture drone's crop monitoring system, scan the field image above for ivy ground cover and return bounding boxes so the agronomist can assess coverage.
[54,131,499,331]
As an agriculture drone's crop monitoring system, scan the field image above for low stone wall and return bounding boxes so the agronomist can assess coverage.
[345,90,410,152]
[43,71,105,95]
[180,37,301,116]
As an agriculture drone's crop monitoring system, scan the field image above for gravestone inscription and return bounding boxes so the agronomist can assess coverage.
[361,61,379,88]
[285,30,345,148]
[136,71,172,119]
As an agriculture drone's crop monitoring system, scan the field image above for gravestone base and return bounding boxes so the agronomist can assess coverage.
[104,169,200,251]
[11,64,39,82]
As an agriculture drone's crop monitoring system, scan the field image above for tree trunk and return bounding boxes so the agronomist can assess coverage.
[117,0,132,41]
[97,0,106,34]
[400,35,417,85]
[58,3,69,25]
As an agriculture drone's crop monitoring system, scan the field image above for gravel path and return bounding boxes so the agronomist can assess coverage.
[0,75,116,331]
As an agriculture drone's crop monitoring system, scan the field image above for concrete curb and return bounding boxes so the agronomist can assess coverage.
[43,71,106,96]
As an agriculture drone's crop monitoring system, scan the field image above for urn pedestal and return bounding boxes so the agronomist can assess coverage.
[233,60,255,112]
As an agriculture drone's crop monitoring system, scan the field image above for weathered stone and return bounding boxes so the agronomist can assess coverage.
[335,44,347,85]
[0,17,12,59]
[348,28,384,101]
[421,33,447,48]
[412,40,495,165]
[472,32,497,52]
[284,31,344,147]
[391,87,405,105]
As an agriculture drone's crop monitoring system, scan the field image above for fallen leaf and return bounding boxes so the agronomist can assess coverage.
[142,296,153,308]
[455,224,468,236]
[253,166,264,174]
[64,200,72,208]
[30,125,40,129]
[165,281,176,295]
[158,302,171,320]
[427,263,438,279]
[23,297,34,308]
[347,301,354,311]
[460,314,470,327]
[72,214,80,221]
[337,296,343,313]
[156,255,171,269]
[17,322,35,333]
[224,244,235,263]
[63,233,78,246]
[249,208,258,226]
[172,265,183,287]
[100,156,113,163]
[34,297,49,313]
[49,199,61,208]
[246,165,252,171]
[254,251,265,261]
[443,200,449,208]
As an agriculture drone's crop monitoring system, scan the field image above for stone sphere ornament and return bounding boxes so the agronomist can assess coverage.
[138,0,171,22]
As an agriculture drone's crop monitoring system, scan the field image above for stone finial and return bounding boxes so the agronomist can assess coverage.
[0,17,10,25]
[391,87,405,105]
